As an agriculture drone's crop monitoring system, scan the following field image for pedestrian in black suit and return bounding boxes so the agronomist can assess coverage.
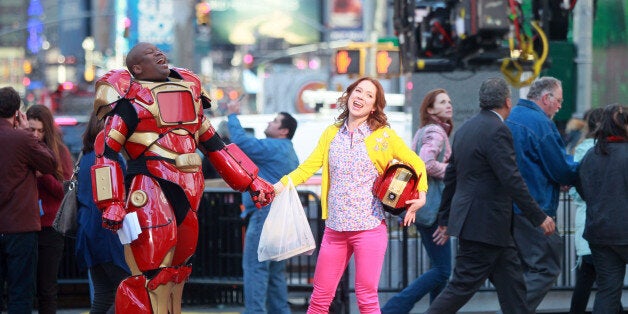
[425,78,556,314]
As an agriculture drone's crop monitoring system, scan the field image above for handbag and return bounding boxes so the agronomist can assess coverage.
[372,161,420,216]
[53,153,82,238]
[412,126,447,227]
[415,176,444,227]
[258,179,316,262]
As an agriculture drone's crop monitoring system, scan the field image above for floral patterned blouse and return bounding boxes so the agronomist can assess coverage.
[326,122,385,231]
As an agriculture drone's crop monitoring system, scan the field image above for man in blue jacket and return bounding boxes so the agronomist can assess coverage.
[506,76,579,312]
[226,100,300,314]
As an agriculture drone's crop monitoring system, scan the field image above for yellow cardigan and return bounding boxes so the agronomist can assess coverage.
[281,124,428,219]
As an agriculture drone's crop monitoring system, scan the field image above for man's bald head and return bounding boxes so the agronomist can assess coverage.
[126,42,151,76]
[124,42,171,81]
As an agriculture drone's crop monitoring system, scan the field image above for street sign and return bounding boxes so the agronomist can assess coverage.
[335,49,363,75]
[376,49,400,76]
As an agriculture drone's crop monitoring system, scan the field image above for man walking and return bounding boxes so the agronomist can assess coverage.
[0,86,57,313]
[506,76,579,312]
[226,100,300,313]
[425,78,555,314]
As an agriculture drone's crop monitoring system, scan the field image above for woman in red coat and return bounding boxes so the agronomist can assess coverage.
[26,105,74,314]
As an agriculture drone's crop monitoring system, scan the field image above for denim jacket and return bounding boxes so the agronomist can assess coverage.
[227,114,300,217]
[506,99,579,217]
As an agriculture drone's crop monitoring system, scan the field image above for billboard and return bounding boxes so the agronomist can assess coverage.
[126,0,175,53]
[209,0,321,46]
[328,0,364,41]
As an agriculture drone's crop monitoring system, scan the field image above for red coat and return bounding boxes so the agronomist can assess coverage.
[38,143,73,227]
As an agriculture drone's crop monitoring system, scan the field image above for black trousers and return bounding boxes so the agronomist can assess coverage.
[37,227,64,314]
[89,262,130,314]
[569,254,597,314]
[425,239,532,314]
[590,244,628,314]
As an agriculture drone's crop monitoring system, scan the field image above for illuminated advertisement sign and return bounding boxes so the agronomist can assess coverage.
[209,0,321,46]
[328,0,364,41]
[126,0,175,53]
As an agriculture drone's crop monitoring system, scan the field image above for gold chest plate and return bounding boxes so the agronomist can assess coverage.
[135,81,201,128]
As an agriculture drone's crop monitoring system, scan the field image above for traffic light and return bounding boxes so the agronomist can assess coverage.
[375,48,401,76]
[196,2,211,26]
[335,49,363,75]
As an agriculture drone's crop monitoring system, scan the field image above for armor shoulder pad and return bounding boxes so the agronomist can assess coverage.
[94,70,132,119]
[171,67,205,102]
[171,67,201,84]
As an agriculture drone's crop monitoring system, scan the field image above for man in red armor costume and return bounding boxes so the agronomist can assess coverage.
[90,42,274,313]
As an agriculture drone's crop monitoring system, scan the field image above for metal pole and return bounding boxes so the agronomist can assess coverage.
[364,0,377,76]
[573,0,593,115]
[171,0,196,70]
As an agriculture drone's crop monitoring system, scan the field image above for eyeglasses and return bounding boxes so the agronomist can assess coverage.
[548,93,563,105]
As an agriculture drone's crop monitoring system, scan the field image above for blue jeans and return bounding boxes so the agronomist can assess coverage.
[381,223,451,314]
[242,207,290,314]
[0,232,38,314]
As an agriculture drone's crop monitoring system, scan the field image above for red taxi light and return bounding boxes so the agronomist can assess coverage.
[61,82,75,90]
[55,117,78,126]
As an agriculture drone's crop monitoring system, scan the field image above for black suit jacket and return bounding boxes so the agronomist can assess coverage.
[438,110,546,247]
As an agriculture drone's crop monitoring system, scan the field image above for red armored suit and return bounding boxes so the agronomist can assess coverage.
[91,68,273,313]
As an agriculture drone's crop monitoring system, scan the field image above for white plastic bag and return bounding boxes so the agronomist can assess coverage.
[258,180,316,262]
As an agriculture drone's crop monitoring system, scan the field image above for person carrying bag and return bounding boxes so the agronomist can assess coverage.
[413,126,446,227]
[382,88,454,314]
[53,152,82,238]
[258,179,316,262]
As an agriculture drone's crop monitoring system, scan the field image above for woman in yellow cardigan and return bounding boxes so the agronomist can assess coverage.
[273,77,427,314]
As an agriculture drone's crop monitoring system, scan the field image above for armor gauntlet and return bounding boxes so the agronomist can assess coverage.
[206,143,275,207]
[91,131,127,230]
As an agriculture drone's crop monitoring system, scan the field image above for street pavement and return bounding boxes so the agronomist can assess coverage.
[38,289,628,313]
[49,307,248,314]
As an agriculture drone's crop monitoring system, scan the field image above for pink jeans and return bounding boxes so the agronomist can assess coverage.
[307,221,387,314]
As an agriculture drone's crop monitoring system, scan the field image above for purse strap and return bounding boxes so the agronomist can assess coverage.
[70,152,83,180]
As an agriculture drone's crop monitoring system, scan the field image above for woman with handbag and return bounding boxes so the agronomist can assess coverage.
[26,105,74,314]
[272,77,428,314]
[381,88,454,314]
[75,112,130,314]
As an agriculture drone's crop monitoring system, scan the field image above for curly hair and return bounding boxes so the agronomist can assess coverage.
[335,77,389,130]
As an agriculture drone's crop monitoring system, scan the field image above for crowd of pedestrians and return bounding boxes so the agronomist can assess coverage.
[1,57,626,314]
